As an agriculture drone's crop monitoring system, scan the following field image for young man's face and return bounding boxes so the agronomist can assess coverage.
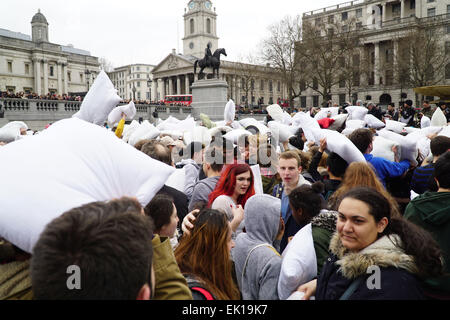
[278,158,301,186]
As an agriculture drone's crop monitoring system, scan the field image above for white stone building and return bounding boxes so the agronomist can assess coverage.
[300,0,450,108]
[151,0,288,107]
[108,64,155,101]
[0,10,100,96]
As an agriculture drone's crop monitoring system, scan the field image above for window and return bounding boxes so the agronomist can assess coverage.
[207,18,211,34]
[427,8,436,17]
[446,42,450,55]
[50,66,54,77]
[137,66,140,71]
[23,87,32,94]
[7,61,12,73]
[137,92,141,100]
[448,4,450,13]
[410,0,415,9]
[312,78,318,90]
[300,80,306,92]
[25,63,30,75]
[356,8,362,18]
[251,79,255,90]
[339,77,345,88]
[277,81,281,92]
[137,74,140,79]
[269,80,273,92]
[328,15,334,23]
[392,3,401,15]
[137,82,141,87]
[80,73,83,82]
[68,72,71,82]
[339,94,346,106]
[353,72,360,86]
[300,96,307,108]
[341,12,348,21]
[356,22,362,29]
[447,25,450,34]
[313,96,319,107]
[190,19,195,34]
[426,0,435,3]
[260,80,264,90]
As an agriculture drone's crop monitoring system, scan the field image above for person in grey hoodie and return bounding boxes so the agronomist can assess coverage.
[233,194,283,300]
[178,142,205,201]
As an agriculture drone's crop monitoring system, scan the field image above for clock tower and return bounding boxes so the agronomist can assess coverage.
[183,0,219,58]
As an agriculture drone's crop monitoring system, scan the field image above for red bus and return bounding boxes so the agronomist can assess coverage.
[164,95,193,106]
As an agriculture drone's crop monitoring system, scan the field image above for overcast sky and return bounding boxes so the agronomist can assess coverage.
[1,0,345,68]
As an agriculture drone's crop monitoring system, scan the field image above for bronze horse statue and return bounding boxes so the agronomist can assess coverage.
[194,48,227,79]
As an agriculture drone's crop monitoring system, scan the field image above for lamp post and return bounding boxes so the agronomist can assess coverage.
[85,69,91,91]
[132,84,136,101]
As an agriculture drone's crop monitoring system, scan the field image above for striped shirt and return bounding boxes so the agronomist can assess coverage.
[411,164,436,195]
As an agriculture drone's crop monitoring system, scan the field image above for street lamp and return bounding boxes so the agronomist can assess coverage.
[85,69,91,91]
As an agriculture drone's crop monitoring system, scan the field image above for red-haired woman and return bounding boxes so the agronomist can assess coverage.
[208,164,255,237]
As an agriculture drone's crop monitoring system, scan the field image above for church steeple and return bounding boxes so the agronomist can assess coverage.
[183,0,219,58]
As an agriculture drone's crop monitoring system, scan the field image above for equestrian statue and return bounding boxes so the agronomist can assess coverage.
[194,43,227,79]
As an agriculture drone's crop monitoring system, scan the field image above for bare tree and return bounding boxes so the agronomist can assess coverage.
[296,17,360,102]
[261,15,303,107]
[99,57,115,72]
[231,54,260,107]
[393,25,448,103]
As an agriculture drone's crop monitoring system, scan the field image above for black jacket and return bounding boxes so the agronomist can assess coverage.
[158,185,188,229]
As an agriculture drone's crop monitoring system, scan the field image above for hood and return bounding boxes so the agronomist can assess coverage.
[180,158,200,168]
[408,192,450,226]
[311,210,338,233]
[329,232,419,280]
[244,194,281,244]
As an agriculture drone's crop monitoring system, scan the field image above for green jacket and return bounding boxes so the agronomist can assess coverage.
[404,192,450,294]
[311,210,337,276]
[152,235,193,300]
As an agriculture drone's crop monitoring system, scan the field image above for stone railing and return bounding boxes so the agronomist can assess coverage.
[0,98,193,122]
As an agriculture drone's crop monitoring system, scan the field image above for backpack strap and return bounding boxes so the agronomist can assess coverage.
[339,276,364,300]
[191,287,215,300]
[241,243,280,287]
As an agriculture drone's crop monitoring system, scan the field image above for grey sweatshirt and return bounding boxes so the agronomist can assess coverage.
[232,194,282,300]
[181,159,200,201]
[188,176,220,212]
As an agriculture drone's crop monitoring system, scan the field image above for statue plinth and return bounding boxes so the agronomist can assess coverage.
[191,79,228,121]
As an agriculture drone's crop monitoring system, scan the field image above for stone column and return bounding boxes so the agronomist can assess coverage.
[57,62,63,95]
[169,77,174,95]
[33,58,41,95]
[185,74,190,94]
[400,0,405,19]
[42,59,49,95]
[63,64,68,95]
[176,76,181,95]
[152,79,158,101]
[374,42,380,86]
[382,3,387,23]
[161,78,166,98]
[393,40,399,81]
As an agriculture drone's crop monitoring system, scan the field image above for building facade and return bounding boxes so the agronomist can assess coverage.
[108,64,155,101]
[0,10,100,96]
[151,0,288,107]
[301,0,450,108]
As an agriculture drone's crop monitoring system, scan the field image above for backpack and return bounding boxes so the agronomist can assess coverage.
[184,274,215,300]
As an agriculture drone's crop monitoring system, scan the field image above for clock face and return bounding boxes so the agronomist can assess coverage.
[189,2,195,9]
[205,1,211,9]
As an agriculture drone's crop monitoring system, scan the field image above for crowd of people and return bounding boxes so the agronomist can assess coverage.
[0,100,450,302]
[0,91,83,101]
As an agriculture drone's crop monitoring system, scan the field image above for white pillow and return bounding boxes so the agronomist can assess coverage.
[278,223,317,300]
[292,112,320,142]
[209,125,232,138]
[183,126,211,146]
[165,168,186,193]
[364,114,385,129]
[107,101,137,126]
[223,129,252,144]
[250,165,263,195]
[0,126,20,143]
[378,129,418,165]
[439,126,450,138]
[268,121,296,143]
[239,118,259,128]
[310,128,366,164]
[2,121,28,131]
[122,120,140,143]
[385,119,407,134]
[267,104,284,122]
[404,127,420,134]
[314,107,339,121]
[224,99,236,122]
[73,70,121,126]
[372,135,399,162]
[345,119,366,129]
[128,120,160,147]
[0,118,175,253]
[282,111,293,125]
[159,130,184,140]
[341,127,357,136]
[346,106,368,120]
[421,116,431,129]
[328,114,348,131]
[416,136,431,159]
[431,108,447,127]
